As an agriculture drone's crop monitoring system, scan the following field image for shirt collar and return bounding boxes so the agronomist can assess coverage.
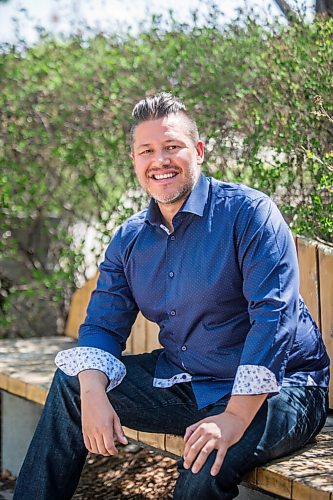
[179,172,209,216]
[145,173,209,226]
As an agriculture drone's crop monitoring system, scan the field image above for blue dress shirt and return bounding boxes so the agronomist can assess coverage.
[78,173,330,409]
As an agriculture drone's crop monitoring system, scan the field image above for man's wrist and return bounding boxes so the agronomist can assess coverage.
[223,409,248,429]
[78,369,108,394]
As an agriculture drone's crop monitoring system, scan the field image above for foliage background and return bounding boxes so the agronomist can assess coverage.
[0,5,332,337]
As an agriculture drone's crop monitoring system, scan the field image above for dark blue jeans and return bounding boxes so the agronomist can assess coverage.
[14,350,328,500]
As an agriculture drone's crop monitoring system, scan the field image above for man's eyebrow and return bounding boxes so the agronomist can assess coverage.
[137,137,184,149]
[137,139,182,148]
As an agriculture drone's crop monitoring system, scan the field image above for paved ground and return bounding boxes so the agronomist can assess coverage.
[0,444,178,499]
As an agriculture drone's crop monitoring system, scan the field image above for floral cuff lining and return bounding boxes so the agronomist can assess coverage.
[231,364,280,395]
[55,347,126,392]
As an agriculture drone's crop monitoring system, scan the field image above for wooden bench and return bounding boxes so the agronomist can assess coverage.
[1,236,332,498]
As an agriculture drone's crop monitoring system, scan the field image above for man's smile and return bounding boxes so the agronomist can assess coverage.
[147,169,180,182]
[152,172,177,180]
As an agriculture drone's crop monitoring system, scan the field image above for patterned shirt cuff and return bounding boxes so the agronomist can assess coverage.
[55,347,126,392]
[231,365,280,395]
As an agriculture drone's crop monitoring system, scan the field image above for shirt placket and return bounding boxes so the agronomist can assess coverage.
[164,216,191,373]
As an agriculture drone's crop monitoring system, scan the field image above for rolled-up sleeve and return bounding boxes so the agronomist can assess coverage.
[232,196,299,395]
[55,346,126,392]
[78,226,139,357]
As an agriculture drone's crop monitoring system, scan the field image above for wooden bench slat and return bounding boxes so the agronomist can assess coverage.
[7,377,27,399]
[243,468,257,486]
[65,275,98,339]
[137,431,165,450]
[25,385,47,405]
[131,313,147,354]
[292,474,333,500]
[0,373,9,391]
[165,434,184,457]
[254,427,333,498]
[297,237,321,328]
[0,337,76,396]
[318,244,333,409]
[256,468,292,498]
[123,427,139,441]
[145,321,161,353]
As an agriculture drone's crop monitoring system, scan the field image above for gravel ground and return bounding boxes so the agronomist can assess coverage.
[0,444,178,500]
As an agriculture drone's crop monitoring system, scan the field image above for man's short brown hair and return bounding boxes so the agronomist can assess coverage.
[130,92,199,147]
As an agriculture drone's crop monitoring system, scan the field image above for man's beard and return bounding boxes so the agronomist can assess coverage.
[146,167,198,205]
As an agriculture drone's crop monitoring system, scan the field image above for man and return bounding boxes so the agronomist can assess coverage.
[15,92,329,499]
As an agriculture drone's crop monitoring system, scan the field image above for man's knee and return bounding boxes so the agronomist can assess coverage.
[174,455,240,500]
[51,368,81,399]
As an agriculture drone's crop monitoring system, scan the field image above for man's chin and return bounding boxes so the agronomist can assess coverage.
[153,191,190,205]
[150,184,195,206]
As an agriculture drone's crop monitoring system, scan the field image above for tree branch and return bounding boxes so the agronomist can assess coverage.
[316,0,333,16]
[274,0,298,22]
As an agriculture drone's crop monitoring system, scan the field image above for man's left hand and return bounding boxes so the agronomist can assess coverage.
[183,411,247,477]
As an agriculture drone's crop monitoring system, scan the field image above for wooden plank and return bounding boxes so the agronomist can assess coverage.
[0,373,9,391]
[123,426,138,441]
[65,274,98,338]
[252,431,333,499]
[7,377,27,398]
[165,434,183,457]
[25,384,48,405]
[124,328,134,354]
[131,313,147,354]
[145,320,161,352]
[256,468,292,498]
[138,431,165,451]
[0,337,75,401]
[318,244,333,409]
[292,477,332,500]
[244,468,257,487]
[297,237,320,326]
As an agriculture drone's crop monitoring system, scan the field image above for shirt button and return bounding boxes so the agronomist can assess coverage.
[170,310,176,316]
[169,271,174,278]
[170,235,175,240]
[181,345,187,351]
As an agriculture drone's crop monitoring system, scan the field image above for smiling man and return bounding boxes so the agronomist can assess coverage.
[15,93,329,500]
[131,107,204,231]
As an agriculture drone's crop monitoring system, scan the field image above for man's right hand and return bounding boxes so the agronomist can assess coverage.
[78,370,128,456]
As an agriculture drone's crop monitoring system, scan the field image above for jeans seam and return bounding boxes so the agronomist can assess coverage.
[115,401,197,414]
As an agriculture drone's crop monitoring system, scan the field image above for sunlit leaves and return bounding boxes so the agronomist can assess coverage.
[1,9,332,335]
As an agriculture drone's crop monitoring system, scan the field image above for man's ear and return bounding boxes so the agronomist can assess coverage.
[196,140,205,165]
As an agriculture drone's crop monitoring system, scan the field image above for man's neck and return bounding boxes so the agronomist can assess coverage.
[157,199,184,233]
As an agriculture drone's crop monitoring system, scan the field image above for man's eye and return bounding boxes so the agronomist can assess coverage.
[140,149,152,155]
[166,145,178,150]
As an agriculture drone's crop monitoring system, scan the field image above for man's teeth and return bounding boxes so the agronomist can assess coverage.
[153,173,177,180]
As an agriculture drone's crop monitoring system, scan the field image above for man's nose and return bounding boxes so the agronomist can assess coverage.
[151,150,171,166]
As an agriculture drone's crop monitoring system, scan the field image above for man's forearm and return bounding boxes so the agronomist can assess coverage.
[225,393,268,429]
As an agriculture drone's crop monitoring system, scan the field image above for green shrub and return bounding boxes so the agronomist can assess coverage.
[0,8,332,335]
